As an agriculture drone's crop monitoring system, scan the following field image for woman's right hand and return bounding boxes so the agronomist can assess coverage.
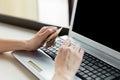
[53,40,84,80]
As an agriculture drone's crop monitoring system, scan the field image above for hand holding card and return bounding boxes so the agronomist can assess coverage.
[45,27,63,48]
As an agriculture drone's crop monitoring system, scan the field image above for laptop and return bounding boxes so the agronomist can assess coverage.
[12,0,120,80]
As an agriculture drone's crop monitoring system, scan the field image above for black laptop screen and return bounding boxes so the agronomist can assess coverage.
[72,0,120,52]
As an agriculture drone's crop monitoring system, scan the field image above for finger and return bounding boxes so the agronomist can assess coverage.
[38,27,50,33]
[56,46,67,63]
[58,45,65,54]
[62,39,71,47]
[58,44,70,57]
[66,46,75,68]
[79,49,84,59]
[48,27,57,32]
[74,44,81,53]
[38,26,57,34]
[63,47,71,62]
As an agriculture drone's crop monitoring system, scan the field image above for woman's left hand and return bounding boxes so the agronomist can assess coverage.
[26,26,57,51]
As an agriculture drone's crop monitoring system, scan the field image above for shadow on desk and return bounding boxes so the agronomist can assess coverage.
[0,53,38,80]
[0,14,69,36]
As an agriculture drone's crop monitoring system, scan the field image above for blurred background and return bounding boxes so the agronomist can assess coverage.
[0,0,74,27]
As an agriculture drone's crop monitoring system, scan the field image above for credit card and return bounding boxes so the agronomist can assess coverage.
[46,27,63,42]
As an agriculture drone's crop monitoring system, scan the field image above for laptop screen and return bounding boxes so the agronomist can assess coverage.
[72,0,120,52]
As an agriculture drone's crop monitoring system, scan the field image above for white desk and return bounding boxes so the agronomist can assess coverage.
[0,23,39,80]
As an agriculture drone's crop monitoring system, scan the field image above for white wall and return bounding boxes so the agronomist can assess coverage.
[0,0,69,27]
[38,0,69,27]
[0,0,38,21]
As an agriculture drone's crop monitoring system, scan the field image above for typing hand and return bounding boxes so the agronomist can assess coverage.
[53,40,84,80]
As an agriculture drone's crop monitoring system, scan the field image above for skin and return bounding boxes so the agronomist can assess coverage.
[52,40,84,80]
[0,27,57,53]
[0,26,84,80]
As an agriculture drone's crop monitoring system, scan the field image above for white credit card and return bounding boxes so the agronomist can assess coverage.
[46,27,63,42]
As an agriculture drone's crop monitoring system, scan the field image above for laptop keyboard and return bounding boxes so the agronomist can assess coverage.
[40,38,120,80]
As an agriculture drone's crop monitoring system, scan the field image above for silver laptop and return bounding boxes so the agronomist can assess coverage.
[12,0,120,80]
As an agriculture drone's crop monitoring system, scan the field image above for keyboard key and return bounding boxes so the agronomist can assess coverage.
[95,77,101,80]
[112,76,120,80]
[96,73,102,76]
[93,70,98,74]
[104,75,115,80]
[79,71,84,75]
[88,73,93,76]
[105,73,111,76]
[97,68,102,72]
[91,75,97,78]
[101,75,106,78]
[86,77,92,80]
[83,74,88,78]
[79,67,86,71]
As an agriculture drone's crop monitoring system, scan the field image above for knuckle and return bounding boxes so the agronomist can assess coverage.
[66,47,71,52]
[80,49,84,54]
[46,29,52,33]
[42,27,47,30]
[59,46,64,51]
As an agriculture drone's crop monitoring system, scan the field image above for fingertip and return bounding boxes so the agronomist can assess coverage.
[62,39,71,46]
[52,27,57,31]
[80,49,85,56]
[59,46,64,51]
[47,26,57,32]
[44,29,55,36]
[66,39,71,43]
[75,44,80,50]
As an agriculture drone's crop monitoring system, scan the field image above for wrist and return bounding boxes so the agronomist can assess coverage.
[52,71,73,80]
[24,39,39,51]
[23,40,32,51]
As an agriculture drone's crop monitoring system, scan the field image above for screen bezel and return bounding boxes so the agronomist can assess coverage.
[69,0,120,60]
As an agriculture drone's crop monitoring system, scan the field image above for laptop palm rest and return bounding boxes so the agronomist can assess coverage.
[12,50,81,80]
[12,50,55,80]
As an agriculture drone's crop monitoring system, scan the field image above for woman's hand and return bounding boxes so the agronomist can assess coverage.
[53,40,84,80]
[0,26,57,53]
[26,26,57,51]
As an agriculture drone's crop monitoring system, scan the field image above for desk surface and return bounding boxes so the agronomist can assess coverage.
[0,23,39,80]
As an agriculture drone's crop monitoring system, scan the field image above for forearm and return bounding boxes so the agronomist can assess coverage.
[0,39,28,53]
